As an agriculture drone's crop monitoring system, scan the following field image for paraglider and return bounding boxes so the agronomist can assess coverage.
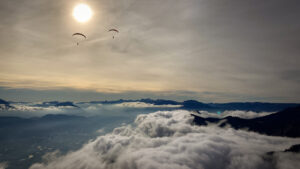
[72,33,87,45]
[108,29,119,39]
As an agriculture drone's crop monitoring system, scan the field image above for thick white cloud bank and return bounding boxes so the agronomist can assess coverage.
[30,110,300,169]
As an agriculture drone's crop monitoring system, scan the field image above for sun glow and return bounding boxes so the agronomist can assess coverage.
[73,4,93,23]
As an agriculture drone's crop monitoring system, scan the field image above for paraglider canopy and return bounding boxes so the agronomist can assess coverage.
[72,33,86,45]
[108,29,119,39]
[108,29,119,33]
[72,33,86,38]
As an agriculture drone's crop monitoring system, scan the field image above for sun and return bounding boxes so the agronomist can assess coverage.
[73,4,93,23]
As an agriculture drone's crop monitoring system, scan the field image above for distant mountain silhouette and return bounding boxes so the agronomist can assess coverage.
[84,99,299,112]
[1,98,299,112]
[266,144,300,157]
[55,102,80,108]
[183,100,299,112]
[0,98,14,109]
[34,101,79,108]
[209,102,300,112]
[139,98,180,105]
[94,99,129,104]
[192,106,300,137]
[87,98,180,105]
[182,100,212,109]
[284,144,300,153]
[0,99,10,105]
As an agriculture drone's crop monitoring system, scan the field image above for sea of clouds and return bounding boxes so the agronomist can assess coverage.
[115,101,181,108]
[29,110,300,169]
[1,101,276,120]
[0,102,182,118]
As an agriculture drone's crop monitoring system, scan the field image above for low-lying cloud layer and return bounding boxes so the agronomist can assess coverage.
[30,110,300,169]
[1,101,276,120]
[197,110,274,119]
[115,101,181,108]
[0,103,78,117]
[0,101,181,118]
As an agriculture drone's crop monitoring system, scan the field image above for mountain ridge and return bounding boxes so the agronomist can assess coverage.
[192,106,300,137]
[1,98,299,112]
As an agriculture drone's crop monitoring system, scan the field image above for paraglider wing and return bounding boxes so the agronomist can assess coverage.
[108,29,119,33]
[72,33,87,45]
[108,29,119,39]
[72,33,87,39]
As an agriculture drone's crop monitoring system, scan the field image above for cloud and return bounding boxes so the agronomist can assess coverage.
[115,101,181,108]
[11,104,63,112]
[0,103,79,117]
[30,110,300,169]
[0,162,8,169]
[272,152,300,169]
[197,110,274,119]
[1,101,181,118]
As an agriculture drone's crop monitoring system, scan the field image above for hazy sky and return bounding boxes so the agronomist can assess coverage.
[0,0,300,102]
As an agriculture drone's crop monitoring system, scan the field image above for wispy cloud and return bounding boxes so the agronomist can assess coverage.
[197,110,275,119]
[115,101,181,108]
